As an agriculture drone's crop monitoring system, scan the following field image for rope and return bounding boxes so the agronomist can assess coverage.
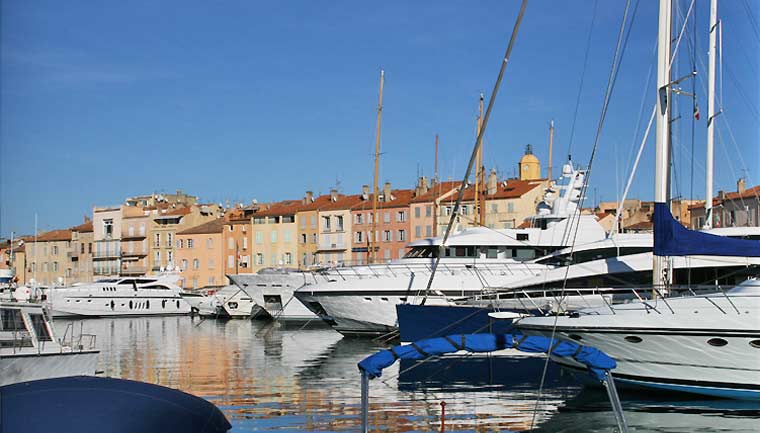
[567,0,599,156]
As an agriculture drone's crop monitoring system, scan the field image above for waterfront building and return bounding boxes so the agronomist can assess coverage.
[70,219,94,283]
[295,192,336,269]
[23,228,73,286]
[119,205,152,276]
[315,190,362,267]
[250,201,301,273]
[0,237,28,285]
[223,207,255,275]
[350,183,413,264]
[149,203,223,273]
[690,178,760,228]
[176,218,225,289]
[124,189,197,208]
[92,206,122,278]
[409,180,459,242]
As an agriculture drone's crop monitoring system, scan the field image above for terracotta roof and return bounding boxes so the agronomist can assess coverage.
[297,193,346,212]
[70,221,93,233]
[410,179,542,204]
[688,185,759,210]
[624,221,653,230]
[350,189,415,211]
[410,181,461,203]
[254,200,303,217]
[177,218,225,235]
[29,229,72,242]
[317,194,366,211]
[165,207,191,216]
[595,211,614,220]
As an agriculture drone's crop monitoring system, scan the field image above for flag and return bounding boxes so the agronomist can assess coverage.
[694,104,700,120]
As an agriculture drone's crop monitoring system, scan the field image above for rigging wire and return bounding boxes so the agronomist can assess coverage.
[567,0,599,156]
[529,0,637,429]
[740,0,760,42]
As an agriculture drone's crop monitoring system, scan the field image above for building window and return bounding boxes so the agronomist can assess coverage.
[284,231,291,243]
[396,211,406,222]
[491,203,499,213]
[322,216,331,231]
[384,212,390,223]
[128,225,134,237]
[507,202,515,213]
[139,223,145,236]
[181,259,188,270]
[356,213,363,224]
[301,233,307,244]
[415,207,421,218]
[104,219,113,239]
[462,205,469,215]
[311,233,318,244]
[444,206,452,216]
[53,262,59,272]
[242,237,248,249]
[336,216,344,231]
[88,243,92,253]
[228,237,234,249]
[310,215,316,228]
[270,231,278,242]
[383,230,392,242]
[192,277,198,289]
[154,251,161,266]
[255,232,263,244]
[52,245,58,255]
[383,249,391,260]
[208,276,215,286]
[154,233,161,248]
[415,226,421,238]
[284,252,292,265]
[302,253,308,266]
[188,239,194,248]
[425,206,432,217]
[208,258,215,269]
[398,230,406,241]
[166,233,173,248]
[206,237,213,249]
[398,248,405,258]
[177,239,182,249]
[355,231,364,243]
[426,225,432,237]
[167,250,173,267]
[81,243,85,254]
[256,253,263,265]
[193,259,199,270]
[227,255,234,269]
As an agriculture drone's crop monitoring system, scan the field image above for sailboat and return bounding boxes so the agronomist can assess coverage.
[516,0,760,400]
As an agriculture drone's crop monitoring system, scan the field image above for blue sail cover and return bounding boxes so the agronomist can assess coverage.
[654,202,760,257]
[358,333,616,381]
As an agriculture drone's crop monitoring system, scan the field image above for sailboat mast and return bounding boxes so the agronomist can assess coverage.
[704,0,718,229]
[370,70,384,264]
[475,94,485,226]
[654,0,673,288]
[434,134,439,184]
[433,134,439,237]
[548,120,554,180]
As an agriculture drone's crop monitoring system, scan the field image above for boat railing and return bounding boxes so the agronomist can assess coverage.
[59,322,97,352]
[308,261,544,282]
[1,330,34,354]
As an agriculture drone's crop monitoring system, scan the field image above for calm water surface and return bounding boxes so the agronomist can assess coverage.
[53,317,759,432]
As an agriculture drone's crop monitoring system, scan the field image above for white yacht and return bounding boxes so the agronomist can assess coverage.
[1,301,99,386]
[214,285,258,319]
[516,278,760,399]
[49,275,191,317]
[292,162,639,336]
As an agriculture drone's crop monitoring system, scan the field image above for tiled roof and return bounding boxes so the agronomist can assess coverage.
[410,181,461,203]
[29,229,72,242]
[410,179,543,204]
[177,218,225,235]
[165,207,191,216]
[350,189,415,211]
[297,193,346,212]
[70,221,93,233]
[688,185,760,210]
[254,200,303,217]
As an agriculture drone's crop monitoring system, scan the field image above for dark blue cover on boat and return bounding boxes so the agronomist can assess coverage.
[653,202,760,257]
[396,304,515,342]
[0,376,231,433]
[358,333,616,381]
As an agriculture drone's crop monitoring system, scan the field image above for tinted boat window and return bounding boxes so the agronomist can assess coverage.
[0,309,26,331]
[29,314,52,341]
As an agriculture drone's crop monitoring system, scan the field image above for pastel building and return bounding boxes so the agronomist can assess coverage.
[93,206,122,277]
[250,200,301,273]
[296,192,340,269]
[350,183,413,264]
[176,218,225,289]
[690,179,760,229]
[1,237,28,285]
[223,207,255,275]
[120,205,151,276]
[149,203,222,272]
[24,228,73,286]
[315,190,359,267]
[70,219,94,283]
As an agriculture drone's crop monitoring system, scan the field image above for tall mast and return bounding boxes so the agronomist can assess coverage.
[433,134,439,237]
[548,120,555,180]
[370,70,384,264]
[474,94,485,226]
[434,134,439,185]
[654,0,673,288]
[704,0,718,229]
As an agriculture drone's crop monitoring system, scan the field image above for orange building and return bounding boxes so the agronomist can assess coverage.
[223,207,255,276]
[176,218,225,289]
[295,192,342,269]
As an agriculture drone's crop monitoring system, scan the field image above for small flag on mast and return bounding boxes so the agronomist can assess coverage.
[694,104,700,120]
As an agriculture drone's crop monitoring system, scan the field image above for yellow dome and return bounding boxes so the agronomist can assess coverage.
[518,144,540,180]
[519,153,540,164]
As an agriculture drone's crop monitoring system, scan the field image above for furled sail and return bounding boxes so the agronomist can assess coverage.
[654,203,760,257]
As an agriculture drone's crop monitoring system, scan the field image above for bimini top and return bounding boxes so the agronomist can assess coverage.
[654,203,760,257]
[358,333,616,381]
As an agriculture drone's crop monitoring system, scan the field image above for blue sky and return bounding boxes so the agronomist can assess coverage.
[1,0,758,237]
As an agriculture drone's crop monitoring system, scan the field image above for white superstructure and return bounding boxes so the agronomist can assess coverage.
[48,274,191,317]
[1,301,99,386]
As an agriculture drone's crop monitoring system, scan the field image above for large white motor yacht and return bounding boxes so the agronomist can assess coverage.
[49,274,191,317]
[1,301,99,386]
[516,278,760,399]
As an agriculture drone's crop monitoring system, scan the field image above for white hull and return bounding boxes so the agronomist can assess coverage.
[51,289,191,317]
[0,351,99,387]
[229,273,316,321]
[518,283,760,399]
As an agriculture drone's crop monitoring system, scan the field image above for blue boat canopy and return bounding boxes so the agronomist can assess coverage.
[653,202,760,257]
[357,333,616,381]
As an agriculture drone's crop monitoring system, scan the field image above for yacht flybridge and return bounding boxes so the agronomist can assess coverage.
[49,274,191,318]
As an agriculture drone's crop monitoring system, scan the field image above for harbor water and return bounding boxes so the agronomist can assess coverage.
[53,316,759,432]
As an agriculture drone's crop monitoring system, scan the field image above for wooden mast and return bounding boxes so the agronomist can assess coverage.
[474,94,485,226]
[369,70,384,264]
[548,120,555,180]
[433,134,439,237]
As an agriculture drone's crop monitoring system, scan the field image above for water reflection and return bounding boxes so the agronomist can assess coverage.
[52,317,759,432]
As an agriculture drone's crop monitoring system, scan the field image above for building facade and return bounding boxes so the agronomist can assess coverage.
[1,238,27,285]
[296,192,335,269]
[350,183,413,264]
[176,218,225,289]
[149,203,223,273]
[223,208,254,275]
[92,207,122,277]
[690,179,760,229]
[120,206,151,276]
[70,219,94,283]
[250,201,300,273]
[24,229,73,286]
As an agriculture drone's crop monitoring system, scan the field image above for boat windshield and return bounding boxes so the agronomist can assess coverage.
[536,246,651,266]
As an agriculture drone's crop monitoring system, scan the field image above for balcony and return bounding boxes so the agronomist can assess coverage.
[93,250,121,260]
[316,243,346,252]
[121,251,147,258]
[121,230,147,240]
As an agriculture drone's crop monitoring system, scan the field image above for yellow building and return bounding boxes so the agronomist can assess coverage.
[24,228,73,286]
[251,200,301,272]
[295,192,335,269]
[223,208,254,276]
[518,144,541,181]
[70,219,94,283]
[149,203,223,273]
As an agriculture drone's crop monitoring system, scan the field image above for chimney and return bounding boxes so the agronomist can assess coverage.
[415,177,429,197]
[737,178,746,194]
[361,185,370,200]
[487,169,498,195]
[330,189,338,202]
[382,182,392,202]
[304,191,314,205]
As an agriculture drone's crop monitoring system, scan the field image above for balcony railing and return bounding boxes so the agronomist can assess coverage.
[121,266,147,276]
[121,251,147,258]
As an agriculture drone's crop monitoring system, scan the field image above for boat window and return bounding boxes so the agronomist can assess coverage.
[403,246,438,258]
[176,300,180,308]
[0,309,26,331]
[749,340,760,349]
[707,338,728,347]
[129,300,133,309]
[516,233,529,241]
[624,336,642,343]
[486,247,499,259]
[146,300,150,309]
[143,285,171,290]
[514,248,536,261]
[29,314,52,342]
[117,279,134,285]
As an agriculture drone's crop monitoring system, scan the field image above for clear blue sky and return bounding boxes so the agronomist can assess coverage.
[1,0,758,237]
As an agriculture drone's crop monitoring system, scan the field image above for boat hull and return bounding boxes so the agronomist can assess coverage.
[0,351,99,387]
